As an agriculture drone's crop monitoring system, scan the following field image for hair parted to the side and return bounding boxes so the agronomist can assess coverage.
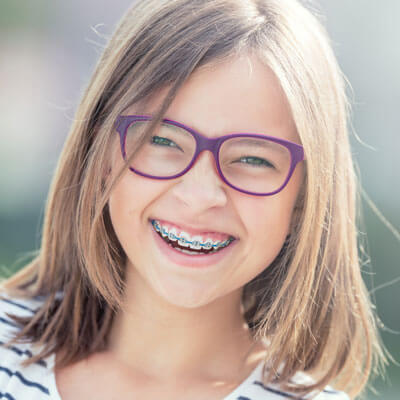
[0,0,386,397]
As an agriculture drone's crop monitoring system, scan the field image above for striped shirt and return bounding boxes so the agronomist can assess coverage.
[0,293,349,400]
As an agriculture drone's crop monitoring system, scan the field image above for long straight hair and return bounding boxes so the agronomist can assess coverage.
[1,0,385,397]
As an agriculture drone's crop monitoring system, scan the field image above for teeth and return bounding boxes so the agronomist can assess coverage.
[168,227,178,241]
[153,220,161,232]
[203,239,214,250]
[175,247,204,256]
[178,231,190,247]
[151,219,234,250]
[190,236,203,250]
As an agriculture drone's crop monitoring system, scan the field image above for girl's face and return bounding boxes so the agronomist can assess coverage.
[108,54,303,308]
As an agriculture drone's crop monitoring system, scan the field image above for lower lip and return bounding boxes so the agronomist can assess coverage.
[149,220,237,268]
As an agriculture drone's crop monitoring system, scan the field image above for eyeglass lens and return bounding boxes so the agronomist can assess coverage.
[123,120,292,195]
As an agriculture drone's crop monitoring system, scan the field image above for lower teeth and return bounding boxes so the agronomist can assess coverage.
[174,247,208,256]
[169,241,223,255]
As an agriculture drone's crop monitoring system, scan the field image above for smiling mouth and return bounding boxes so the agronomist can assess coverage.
[150,219,236,255]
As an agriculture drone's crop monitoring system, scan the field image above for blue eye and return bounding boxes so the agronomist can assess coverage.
[151,135,179,147]
[236,156,275,168]
[151,136,184,152]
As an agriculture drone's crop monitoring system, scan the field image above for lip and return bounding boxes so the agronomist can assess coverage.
[149,219,237,268]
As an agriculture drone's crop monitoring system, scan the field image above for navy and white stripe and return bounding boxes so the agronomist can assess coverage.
[0,292,349,399]
[222,361,349,400]
[0,293,59,399]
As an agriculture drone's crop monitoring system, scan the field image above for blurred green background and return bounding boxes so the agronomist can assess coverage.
[0,1,399,398]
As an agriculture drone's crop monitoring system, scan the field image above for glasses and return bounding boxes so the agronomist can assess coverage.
[115,115,305,196]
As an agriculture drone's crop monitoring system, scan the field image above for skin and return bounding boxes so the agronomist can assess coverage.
[55,54,304,399]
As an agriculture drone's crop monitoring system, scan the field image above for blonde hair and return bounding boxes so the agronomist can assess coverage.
[1,0,385,397]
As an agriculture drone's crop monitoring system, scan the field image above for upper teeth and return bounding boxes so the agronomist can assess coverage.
[151,220,233,250]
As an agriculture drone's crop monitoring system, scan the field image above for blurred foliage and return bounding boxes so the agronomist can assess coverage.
[0,0,54,32]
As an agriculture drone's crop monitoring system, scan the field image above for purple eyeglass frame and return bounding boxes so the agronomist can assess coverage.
[115,114,305,196]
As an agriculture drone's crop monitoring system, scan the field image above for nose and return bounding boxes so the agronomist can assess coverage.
[171,150,228,211]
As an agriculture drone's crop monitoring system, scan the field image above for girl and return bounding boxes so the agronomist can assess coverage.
[0,0,385,399]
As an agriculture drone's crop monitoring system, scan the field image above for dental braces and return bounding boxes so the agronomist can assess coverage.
[151,220,233,249]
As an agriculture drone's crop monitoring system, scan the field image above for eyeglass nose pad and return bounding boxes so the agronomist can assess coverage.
[192,133,222,169]
[188,134,223,181]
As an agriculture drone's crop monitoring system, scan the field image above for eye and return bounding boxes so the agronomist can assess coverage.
[151,135,183,151]
[235,156,275,168]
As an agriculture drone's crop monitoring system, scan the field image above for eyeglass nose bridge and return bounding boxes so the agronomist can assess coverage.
[182,128,226,180]
[180,129,246,197]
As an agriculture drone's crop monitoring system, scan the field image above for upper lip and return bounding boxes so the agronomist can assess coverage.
[150,218,237,239]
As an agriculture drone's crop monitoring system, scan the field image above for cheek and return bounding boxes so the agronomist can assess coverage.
[247,199,293,244]
[225,197,293,292]
[108,173,163,243]
[108,176,137,250]
[237,185,300,270]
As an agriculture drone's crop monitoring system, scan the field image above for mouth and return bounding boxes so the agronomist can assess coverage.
[149,219,237,256]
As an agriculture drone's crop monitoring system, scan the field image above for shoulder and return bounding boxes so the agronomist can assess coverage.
[0,290,44,339]
[248,384,349,400]
[290,371,350,400]
[0,290,56,399]
[248,380,349,400]
[311,387,350,400]
[236,362,350,400]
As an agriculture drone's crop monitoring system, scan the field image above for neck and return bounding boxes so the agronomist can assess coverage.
[105,264,264,382]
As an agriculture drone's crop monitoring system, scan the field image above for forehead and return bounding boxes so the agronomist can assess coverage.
[129,54,299,144]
